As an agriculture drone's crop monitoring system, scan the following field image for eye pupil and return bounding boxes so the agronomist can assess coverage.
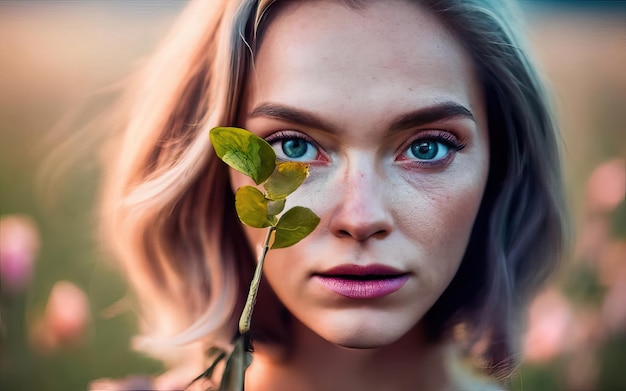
[411,141,438,160]
[282,139,308,158]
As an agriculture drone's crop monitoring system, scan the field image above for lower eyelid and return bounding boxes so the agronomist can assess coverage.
[396,150,456,167]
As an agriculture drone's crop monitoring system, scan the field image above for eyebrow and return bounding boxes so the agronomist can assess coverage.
[250,103,339,133]
[390,101,475,130]
[249,100,475,134]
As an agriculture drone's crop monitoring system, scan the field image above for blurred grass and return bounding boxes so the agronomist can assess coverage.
[0,1,624,390]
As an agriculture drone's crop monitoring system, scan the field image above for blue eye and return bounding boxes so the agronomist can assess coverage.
[267,133,321,162]
[405,139,450,161]
[282,139,309,159]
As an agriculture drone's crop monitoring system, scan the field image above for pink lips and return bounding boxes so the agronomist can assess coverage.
[313,264,409,299]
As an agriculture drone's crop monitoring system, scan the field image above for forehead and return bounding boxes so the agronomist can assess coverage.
[247,0,484,132]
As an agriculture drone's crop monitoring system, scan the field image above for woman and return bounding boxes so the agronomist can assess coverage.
[94,0,566,389]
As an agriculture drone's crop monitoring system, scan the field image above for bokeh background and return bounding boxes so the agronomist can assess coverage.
[1,1,624,390]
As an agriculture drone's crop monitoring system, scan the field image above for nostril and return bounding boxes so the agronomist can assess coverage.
[373,229,389,239]
[338,230,351,238]
[337,228,389,241]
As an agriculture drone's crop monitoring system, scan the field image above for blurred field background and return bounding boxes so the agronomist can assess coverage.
[0,1,624,390]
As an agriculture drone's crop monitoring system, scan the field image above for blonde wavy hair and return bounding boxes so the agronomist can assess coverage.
[100,0,566,378]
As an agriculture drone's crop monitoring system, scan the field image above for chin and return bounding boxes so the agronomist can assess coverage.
[313,318,416,350]
[334,339,391,350]
[288,304,427,352]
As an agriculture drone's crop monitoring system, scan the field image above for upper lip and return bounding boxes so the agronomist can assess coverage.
[315,264,407,277]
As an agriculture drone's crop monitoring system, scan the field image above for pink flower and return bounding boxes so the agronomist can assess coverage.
[29,281,91,351]
[586,158,626,213]
[0,215,40,294]
[523,288,573,363]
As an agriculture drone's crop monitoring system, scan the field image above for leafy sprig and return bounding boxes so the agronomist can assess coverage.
[190,127,320,390]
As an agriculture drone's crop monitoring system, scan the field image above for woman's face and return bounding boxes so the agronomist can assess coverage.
[231,0,489,349]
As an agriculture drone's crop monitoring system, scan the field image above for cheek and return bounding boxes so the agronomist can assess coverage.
[253,242,311,327]
[262,249,300,291]
[394,168,487,261]
[418,186,483,242]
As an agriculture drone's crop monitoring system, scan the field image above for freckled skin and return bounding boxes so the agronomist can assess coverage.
[230,1,489,387]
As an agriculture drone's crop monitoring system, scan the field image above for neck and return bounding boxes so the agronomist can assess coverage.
[246,320,456,391]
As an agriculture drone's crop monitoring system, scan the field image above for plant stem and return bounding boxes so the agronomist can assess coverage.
[239,226,275,334]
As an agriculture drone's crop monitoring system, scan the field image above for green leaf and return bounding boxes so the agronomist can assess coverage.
[210,126,276,185]
[272,206,320,249]
[264,162,309,200]
[235,186,273,228]
[267,199,286,217]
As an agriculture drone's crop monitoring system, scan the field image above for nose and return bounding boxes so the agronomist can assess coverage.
[328,158,393,241]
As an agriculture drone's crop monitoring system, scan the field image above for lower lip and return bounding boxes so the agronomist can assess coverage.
[314,275,409,299]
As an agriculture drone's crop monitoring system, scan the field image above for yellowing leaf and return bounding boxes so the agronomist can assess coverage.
[264,162,309,200]
[210,127,276,185]
[235,186,273,228]
[271,206,320,249]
